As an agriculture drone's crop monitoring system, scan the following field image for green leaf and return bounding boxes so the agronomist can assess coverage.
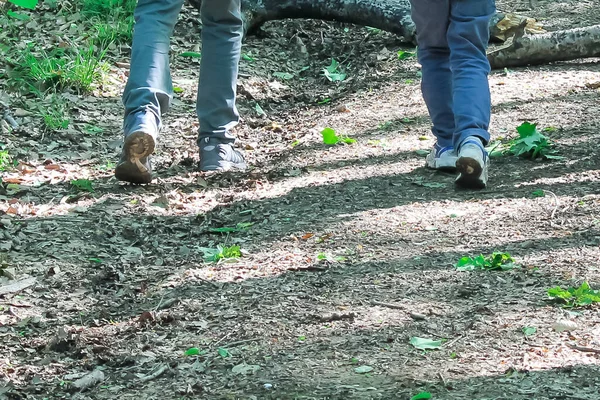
[409,337,442,350]
[415,149,429,156]
[397,50,416,60]
[342,137,357,144]
[522,327,537,336]
[242,53,255,62]
[532,189,546,198]
[509,122,561,160]
[254,103,266,116]
[71,179,94,193]
[185,347,201,356]
[217,347,230,358]
[323,58,346,82]
[179,51,202,58]
[8,0,38,9]
[88,258,102,264]
[321,127,340,145]
[273,72,294,80]
[410,392,432,400]
[456,252,518,271]
[6,10,30,19]
[173,86,184,94]
[547,282,600,308]
[354,365,373,374]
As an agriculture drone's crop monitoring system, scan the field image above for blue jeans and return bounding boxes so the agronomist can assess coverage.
[409,0,495,149]
[122,0,243,145]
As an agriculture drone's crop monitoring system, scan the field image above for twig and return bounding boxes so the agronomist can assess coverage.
[371,300,404,310]
[139,364,169,382]
[545,190,560,219]
[3,302,33,308]
[438,372,447,386]
[317,312,356,323]
[221,338,258,348]
[444,335,465,348]
[567,343,600,354]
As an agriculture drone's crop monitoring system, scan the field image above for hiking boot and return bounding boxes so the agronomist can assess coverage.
[425,143,458,172]
[198,137,247,172]
[114,131,156,184]
[455,137,488,189]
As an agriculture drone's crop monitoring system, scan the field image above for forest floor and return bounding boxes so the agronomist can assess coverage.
[1,0,600,399]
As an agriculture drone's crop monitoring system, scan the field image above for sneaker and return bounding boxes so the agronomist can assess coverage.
[114,131,156,184]
[455,137,488,189]
[198,137,247,172]
[426,143,458,172]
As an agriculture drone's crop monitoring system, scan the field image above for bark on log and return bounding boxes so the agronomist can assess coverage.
[488,24,600,69]
[187,0,600,69]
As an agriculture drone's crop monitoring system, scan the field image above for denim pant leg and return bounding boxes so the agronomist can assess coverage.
[449,0,495,148]
[122,0,184,136]
[197,0,243,145]
[409,0,454,149]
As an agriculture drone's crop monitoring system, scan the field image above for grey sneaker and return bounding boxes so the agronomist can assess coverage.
[114,131,156,184]
[426,143,458,172]
[455,137,488,189]
[199,137,247,172]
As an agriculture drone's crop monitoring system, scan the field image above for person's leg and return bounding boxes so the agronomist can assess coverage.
[448,0,495,148]
[116,0,184,183]
[448,0,495,188]
[409,0,457,171]
[123,0,184,135]
[197,0,246,171]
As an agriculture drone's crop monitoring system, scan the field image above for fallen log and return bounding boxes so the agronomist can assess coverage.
[488,24,600,68]
[186,0,600,69]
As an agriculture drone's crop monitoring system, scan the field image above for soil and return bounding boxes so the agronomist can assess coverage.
[1,0,600,399]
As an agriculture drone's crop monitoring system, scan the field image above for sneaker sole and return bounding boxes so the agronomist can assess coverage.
[114,131,155,184]
[200,160,247,173]
[455,156,487,189]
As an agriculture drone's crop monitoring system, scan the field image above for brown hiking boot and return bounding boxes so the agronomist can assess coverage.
[114,131,156,184]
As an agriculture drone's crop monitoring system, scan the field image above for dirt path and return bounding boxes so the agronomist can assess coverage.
[1,1,600,399]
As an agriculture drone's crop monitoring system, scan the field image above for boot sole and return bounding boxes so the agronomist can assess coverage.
[455,156,487,189]
[114,132,155,184]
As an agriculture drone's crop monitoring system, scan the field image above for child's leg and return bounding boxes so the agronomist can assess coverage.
[448,0,495,149]
[196,0,243,145]
[409,0,453,149]
[122,0,184,136]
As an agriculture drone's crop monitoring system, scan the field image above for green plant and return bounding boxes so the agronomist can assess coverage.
[522,327,537,336]
[532,189,546,198]
[200,244,242,262]
[84,124,104,135]
[42,96,69,130]
[547,282,600,308]
[321,127,356,145]
[79,0,136,18]
[9,43,109,94]
[410,393,432,400]
[71,179,94,192]
[6,0,38,19]
[507,122,562,160]
[397,50,415,60]
[322,58,346,82]
[0,148,11,171]
[456,252,519,271]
